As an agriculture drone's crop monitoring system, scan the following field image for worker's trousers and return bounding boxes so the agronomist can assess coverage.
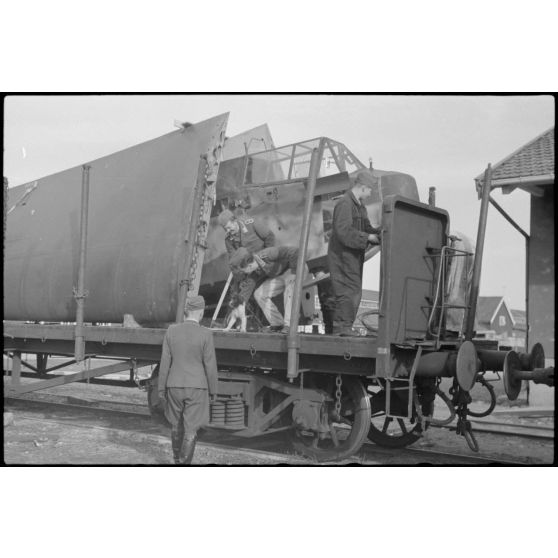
[254,269,296,327]
[165,387,209,439]
[329,256,364,331]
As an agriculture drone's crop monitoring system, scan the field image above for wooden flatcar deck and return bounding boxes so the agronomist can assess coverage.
[3,321,378,376]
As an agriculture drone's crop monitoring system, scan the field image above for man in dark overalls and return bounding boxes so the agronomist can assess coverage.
[158,295,218,464]
[327,170,381,336]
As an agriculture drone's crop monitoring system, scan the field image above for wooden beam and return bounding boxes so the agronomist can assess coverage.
[7,360,149,395]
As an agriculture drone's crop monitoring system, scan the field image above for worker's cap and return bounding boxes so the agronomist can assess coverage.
[229,247,251,271]
[217,209,235,228]
[353,170,376,189]
[185,294,205,311]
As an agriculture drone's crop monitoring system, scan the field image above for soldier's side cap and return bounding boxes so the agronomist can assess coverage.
[229,247,251,270]
[217,209,234,227]
[353,169,375,188]
[185,294,205,311]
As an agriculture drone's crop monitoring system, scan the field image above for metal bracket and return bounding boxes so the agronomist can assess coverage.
[385,346,423,420]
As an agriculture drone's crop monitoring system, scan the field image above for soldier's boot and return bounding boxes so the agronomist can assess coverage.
[179,435,197,465]
[171,430,182,464]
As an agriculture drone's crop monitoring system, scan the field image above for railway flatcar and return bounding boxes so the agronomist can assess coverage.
[3,114,554,462]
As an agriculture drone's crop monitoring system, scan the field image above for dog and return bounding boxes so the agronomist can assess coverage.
[224,294,247,332]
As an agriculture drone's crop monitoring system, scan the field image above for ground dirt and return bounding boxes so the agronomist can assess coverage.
[3,375,555,465]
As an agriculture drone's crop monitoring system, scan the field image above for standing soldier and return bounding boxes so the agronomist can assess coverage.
[158,295,218,464]
[327,170,381,336]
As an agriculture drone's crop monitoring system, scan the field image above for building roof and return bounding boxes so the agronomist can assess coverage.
[476,296,515,327]
[475,127,554,195]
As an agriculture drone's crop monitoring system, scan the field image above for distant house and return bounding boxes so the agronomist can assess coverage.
[474,296,525,350]
[510,308,527,350]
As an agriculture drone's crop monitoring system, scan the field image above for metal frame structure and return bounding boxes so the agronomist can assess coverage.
[239,136,365,188]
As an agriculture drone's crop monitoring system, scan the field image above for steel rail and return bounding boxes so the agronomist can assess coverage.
[8,403,525,465]
[8,413,306,464]
[6,396,548,464]
[7,380,554,442]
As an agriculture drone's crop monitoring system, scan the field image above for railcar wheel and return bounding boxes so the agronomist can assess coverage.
[291,375,371,462]
[367,385,422,448]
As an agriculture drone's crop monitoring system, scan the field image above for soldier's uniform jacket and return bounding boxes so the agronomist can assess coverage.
[158,320,218,395]
[237,246,299,304]
[224,216,275,255]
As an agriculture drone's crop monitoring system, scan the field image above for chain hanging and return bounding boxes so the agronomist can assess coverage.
[451,384,479,452]
[334,374,343,419]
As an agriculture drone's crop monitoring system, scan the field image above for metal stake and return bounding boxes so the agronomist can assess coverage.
[11,351,22,391]
[287,148,320,380]
[211,272,233,327]
[428,187,436,207]
[74,165,91,362]
[464,164,492,340]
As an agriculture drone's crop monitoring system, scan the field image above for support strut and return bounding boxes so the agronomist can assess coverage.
[287,147,320,380]
[74,164,91,363]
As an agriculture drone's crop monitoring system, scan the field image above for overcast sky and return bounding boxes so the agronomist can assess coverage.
[4,94,554,309]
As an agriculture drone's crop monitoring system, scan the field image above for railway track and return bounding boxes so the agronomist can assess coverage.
[6,394,549,465]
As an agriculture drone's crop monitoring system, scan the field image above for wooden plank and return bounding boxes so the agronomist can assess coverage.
[7,361,145,395]
[468,421,553,439]
[3,322,378,359]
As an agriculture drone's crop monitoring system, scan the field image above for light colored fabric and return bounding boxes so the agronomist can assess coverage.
[445,232,475,333]
[254,269,296,326]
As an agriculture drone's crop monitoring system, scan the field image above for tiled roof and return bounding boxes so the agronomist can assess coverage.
[476,296,504,326]
[475,127,554,183]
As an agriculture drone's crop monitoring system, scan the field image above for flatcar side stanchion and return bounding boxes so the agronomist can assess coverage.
[74,164,91,365]
[286,147,374,461]
[10,351,22,393]
[453,163,493,453]
[287,147,319,383]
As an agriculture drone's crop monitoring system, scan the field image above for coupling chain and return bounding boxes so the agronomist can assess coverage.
[454,389,479,452]
[334,374,343,420]
[467,375,496,418]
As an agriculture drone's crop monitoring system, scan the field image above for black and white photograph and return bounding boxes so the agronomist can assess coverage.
[3,94,554,466]
[2,3,557,556]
